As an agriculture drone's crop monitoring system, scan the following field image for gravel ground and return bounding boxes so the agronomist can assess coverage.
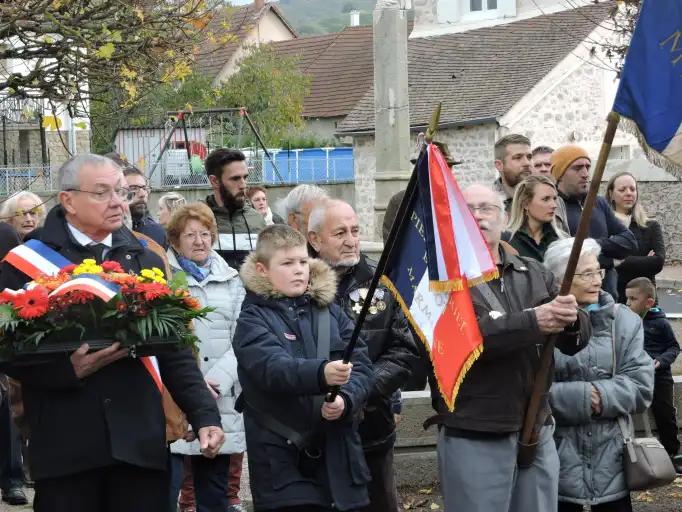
[398,479,682,511]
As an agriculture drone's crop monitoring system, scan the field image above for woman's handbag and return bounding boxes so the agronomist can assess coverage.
[610,305,676,490]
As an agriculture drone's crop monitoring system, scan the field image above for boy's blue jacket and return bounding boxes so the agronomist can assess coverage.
[643,307,680,377]
[234,254,374,511]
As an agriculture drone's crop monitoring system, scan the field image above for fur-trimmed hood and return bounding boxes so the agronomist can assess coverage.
[239,252,337,307]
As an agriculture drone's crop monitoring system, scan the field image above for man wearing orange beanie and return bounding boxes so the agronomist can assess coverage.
[552,145,637,300]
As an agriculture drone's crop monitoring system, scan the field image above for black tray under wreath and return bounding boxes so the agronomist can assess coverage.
[2,332,181,364]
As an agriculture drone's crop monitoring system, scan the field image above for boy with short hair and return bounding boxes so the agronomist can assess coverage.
[234,224,374,511]
[626,277,682,473]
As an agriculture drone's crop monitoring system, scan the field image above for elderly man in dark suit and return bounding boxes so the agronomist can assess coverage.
[0,154,223,512]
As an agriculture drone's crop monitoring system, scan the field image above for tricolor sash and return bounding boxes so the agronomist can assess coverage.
[3,239,163,393]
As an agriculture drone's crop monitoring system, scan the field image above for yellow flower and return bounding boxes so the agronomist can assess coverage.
[73,259,103,276]
[137,267,167,284]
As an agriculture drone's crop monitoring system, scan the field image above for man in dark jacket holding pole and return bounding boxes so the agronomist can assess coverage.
[429,184,589,512]
[308,199,418,512]
[551,145,637,301]
[0,154,224,512]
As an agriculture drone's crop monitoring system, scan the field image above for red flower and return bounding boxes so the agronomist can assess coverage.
[63,290,95,304]
[13,288,49,319]
[101,261,124,273]
[60,264,77,274]
[138,282,171,301]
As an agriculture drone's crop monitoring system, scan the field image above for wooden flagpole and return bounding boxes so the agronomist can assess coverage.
[519,111,621,451]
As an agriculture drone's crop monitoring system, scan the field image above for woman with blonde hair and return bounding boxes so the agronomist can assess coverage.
[0,191,46,239]
[506,175,565,261]
[605,171,665,303]
[157,192,187,227]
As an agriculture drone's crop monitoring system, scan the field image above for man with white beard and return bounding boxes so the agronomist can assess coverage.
[307,200,418,512]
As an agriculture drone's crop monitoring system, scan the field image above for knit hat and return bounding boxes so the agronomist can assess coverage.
[551,145,591,182]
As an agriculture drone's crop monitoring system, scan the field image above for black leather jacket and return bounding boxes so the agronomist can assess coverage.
[430,246,589,435]
[336,254,419,451]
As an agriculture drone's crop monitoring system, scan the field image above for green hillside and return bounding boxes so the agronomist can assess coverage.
[276,0,389,35]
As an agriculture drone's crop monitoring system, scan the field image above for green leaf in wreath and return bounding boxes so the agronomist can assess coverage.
[0,304,18,329]
[169,271,189,290]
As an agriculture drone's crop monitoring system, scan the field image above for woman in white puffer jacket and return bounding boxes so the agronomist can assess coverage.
[166,203,246,512]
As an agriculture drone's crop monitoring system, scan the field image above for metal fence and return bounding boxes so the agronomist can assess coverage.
[0,164,55,197]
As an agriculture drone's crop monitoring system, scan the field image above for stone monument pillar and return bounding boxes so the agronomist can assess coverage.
[356,0,411,244]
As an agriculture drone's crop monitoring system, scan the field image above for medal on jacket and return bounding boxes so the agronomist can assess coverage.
[350,287,386,315]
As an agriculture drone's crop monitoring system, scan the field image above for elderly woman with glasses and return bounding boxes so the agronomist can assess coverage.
[165,202,246,512]
[544,238,653,512]
[0,191,46,240]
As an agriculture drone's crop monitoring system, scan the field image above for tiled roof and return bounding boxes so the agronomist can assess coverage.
[271,26,375,118]
[337,2,614,133]
[195,3,297,80]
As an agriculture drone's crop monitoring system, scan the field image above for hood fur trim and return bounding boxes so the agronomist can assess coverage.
[240,252,337,306]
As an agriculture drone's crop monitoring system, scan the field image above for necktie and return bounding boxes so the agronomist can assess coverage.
[88,243,107,264]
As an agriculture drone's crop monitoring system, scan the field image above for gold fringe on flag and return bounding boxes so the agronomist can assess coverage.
[619,115,682,176]
[380,274,485,412]
[428,268,499,293]
[464,268,499,288]
[428,278,464,293]
[439,343,483,413]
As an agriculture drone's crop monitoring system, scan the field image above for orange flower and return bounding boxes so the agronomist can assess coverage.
[183,297,201,310]
[13,288,49,319]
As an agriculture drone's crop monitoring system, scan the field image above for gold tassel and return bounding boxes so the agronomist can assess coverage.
[465,269,500,288]
[429,278,464,293]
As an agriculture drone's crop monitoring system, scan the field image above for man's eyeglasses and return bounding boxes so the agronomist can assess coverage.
[66,187,134,203]
[468,204,501,216]
[574,269,605,283]
[129,185,151,194]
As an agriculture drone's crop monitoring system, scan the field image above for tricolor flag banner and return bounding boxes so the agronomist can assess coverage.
[381,144,497,410]
[49,274,120,303]
[612,0,682,172]
[4,239,72,279]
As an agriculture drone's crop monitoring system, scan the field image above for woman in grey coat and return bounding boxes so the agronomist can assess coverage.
[544,238,654,512]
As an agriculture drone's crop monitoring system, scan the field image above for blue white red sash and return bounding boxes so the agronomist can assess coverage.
[4,239,71,279]
[3,239,163,393]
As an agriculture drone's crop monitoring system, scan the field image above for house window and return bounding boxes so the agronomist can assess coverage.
[470,0,497,12]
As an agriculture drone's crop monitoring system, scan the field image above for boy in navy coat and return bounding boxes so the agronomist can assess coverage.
[626,277,682,473]
[234,225,374,511]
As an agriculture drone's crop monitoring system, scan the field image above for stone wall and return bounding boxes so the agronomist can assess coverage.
[45,130,91,168]
[352,124,498,243]
[508,61,636,153]
[432,124,498,185]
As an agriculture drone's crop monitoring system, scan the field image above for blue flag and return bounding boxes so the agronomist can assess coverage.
[613,0,682,171]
